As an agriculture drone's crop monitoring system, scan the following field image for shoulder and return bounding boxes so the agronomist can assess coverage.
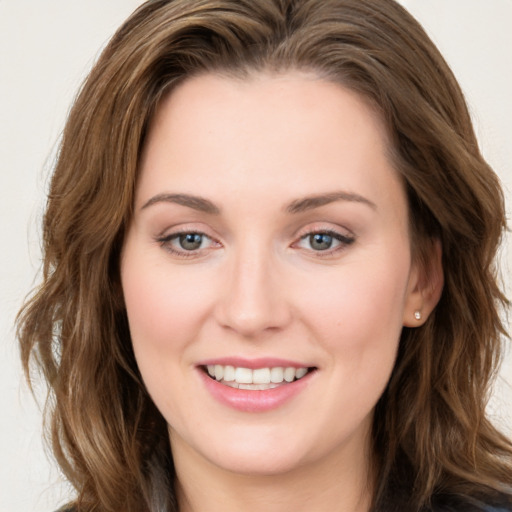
[431,497,512,512]
[484,505,512,512]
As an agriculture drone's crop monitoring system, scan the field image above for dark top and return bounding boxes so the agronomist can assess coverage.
[55,506,512,511]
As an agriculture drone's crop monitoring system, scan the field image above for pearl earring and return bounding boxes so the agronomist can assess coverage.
[414,311,422,321]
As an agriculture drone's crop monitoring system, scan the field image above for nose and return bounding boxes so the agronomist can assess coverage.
[214,244,292,338]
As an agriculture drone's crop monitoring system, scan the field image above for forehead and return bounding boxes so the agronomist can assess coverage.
[143,71,389,158]
[137,72,404,218]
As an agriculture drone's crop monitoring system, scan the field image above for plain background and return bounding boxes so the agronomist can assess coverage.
[1,1,511,511]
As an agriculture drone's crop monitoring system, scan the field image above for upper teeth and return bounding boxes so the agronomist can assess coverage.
[206,365,309,385]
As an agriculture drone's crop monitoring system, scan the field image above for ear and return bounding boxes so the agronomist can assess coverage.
[403,238,444,327]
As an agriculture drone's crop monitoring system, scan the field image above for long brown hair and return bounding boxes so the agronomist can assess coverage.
[17,1,512,511]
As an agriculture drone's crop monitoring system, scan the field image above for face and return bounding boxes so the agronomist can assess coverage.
[121,72,424,477]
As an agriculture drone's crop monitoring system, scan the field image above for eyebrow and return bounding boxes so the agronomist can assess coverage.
[140,190,376,215]
[141,193,221,214]
[285,191,376,214]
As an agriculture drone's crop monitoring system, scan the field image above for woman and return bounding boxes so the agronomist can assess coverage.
[17,0,512,511]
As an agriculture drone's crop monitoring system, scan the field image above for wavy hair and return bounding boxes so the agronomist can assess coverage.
[17,0,512,510]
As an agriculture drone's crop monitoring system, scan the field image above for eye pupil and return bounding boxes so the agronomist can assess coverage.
[179,233,203,250]
[310,233,333,250]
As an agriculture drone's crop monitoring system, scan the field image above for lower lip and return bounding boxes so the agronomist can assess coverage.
[198,369,315,413]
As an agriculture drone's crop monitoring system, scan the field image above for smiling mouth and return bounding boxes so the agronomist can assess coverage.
[203,365,316,390]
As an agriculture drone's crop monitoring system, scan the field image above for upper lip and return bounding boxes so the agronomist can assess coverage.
[196,357,315,369]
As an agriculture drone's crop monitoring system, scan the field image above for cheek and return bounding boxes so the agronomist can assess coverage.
[297,250,410,365]
[121,248,214,359]
[120,248,217,418]
[298,251,411,430]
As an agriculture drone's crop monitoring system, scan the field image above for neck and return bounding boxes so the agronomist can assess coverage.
[171,429,374,512]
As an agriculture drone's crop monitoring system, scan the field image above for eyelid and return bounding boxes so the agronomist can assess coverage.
[293,222,355,241]
[155,226,222,258]
[292,225,356,257]
[154,223,356,259]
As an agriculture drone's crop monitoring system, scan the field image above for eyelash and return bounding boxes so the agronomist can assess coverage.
[156,229,220,259]
[155,228,355,259]
[294,229,355,257]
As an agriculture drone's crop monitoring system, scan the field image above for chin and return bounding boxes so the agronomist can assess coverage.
[178,427,312,477]
[207,448,308,477]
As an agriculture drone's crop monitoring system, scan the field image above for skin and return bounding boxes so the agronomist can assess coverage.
[121,72,442,512]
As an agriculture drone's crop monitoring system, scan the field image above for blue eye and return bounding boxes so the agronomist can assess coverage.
[309,233,334,251]
[178,233,204,250]
[297,230,355,254]
[157,231,216,256]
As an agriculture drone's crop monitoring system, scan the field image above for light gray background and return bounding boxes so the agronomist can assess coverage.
[1,1,510,511]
